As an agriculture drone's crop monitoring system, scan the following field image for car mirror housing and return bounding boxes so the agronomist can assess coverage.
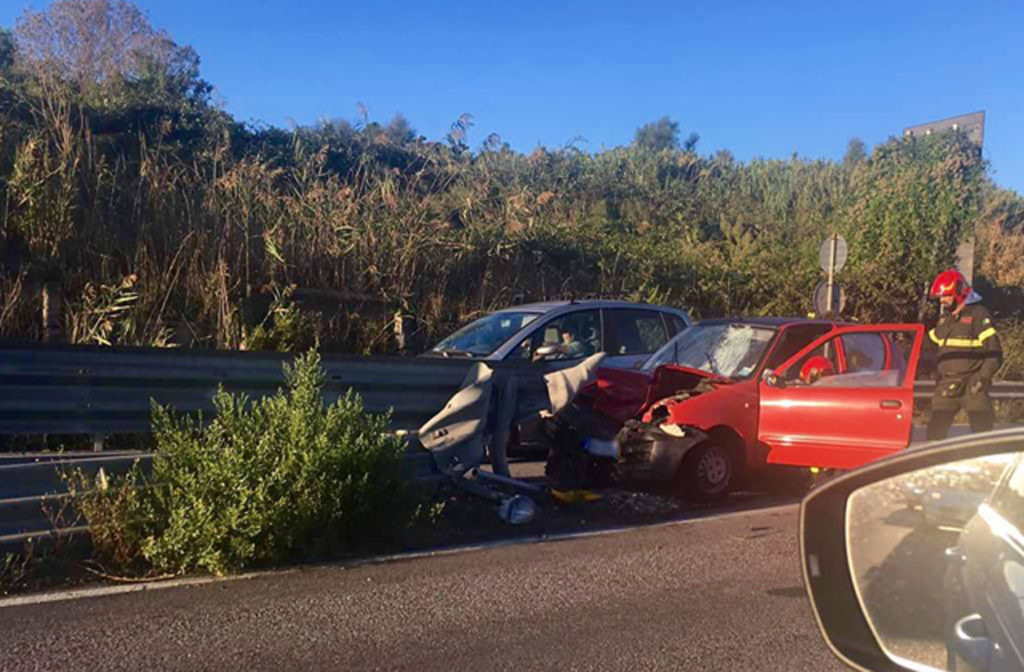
[800,429,1024,672]
[762,370,784,388]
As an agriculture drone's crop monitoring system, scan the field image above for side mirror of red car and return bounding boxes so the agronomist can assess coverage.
[800,429,1024,672]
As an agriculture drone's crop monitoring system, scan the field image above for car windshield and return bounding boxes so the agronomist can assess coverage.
[432,311,541,356]
[642,323,776,378]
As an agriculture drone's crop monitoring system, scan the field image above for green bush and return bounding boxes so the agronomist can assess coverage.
[70,351,415,576]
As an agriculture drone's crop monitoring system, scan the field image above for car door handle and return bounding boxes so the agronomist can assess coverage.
[880,400,902,409]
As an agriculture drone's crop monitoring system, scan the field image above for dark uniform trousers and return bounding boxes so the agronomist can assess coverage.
[926,302,1003,441]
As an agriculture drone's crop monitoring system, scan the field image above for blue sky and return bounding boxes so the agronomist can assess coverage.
[4,0,1023,192]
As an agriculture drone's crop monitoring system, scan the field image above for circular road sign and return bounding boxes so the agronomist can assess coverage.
[813,282,847,317]
[818,234,849,273]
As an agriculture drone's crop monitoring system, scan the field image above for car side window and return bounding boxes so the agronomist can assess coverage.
[665,314,687,337]
[841,333,886,373]
[765,325,833,371]
[605,309,669,355]
[783,340,840,384]
[512,310,601,361]
[781,329,917,388]
[990,456,1024,529]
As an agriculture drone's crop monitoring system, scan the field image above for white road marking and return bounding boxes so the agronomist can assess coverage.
[0,502,798,609]
[0,570,290,609]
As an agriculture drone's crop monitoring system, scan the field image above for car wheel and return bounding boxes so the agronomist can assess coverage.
[678,443,733,502]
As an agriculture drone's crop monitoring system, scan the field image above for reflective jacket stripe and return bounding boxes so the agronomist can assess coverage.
[929,327,998,349]
[977,326,998,343]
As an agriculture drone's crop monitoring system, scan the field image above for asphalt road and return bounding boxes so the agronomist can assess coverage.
[0,504,846,672]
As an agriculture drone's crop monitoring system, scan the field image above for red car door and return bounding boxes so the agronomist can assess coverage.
[758,324,924,470]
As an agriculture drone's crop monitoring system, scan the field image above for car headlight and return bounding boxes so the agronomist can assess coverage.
[659,424,687,438]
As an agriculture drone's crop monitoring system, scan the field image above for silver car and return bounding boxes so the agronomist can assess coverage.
[425,300,691,369]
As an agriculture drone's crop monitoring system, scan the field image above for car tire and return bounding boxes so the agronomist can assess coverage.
[678,443,733,502]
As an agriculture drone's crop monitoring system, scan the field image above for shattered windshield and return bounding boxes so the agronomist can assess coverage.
[642,323,776,378]
[432,311,541,356]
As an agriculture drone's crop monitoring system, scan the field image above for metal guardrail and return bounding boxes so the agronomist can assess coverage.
[912,380,1024,402]
[0,342,484,437]
[0,451,446,550]
[0,342,557,552]
[1,341,1021,553]
[0,454,152,540]
[2,342,1020,439]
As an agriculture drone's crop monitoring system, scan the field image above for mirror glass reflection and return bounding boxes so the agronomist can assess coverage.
[846,451,1022,671]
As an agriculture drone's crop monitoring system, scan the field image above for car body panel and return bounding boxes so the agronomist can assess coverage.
[758,324,924,470]
[568,318,841,484]
[617,422,709,483]
[547,318,927,492]
[643,378,763,466]
[589,367,652,422]
[620,319,842,475]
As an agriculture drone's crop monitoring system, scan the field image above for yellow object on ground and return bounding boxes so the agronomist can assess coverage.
[549,488,603,504]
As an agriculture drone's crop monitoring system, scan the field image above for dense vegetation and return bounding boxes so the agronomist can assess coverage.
[68,352,417,576]
[2,1,1022,368]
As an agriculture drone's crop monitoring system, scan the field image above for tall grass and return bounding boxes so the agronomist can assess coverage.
[1,73,1022,367]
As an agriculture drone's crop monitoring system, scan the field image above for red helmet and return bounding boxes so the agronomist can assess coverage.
[930,269,970,304]
[800,356,835,384]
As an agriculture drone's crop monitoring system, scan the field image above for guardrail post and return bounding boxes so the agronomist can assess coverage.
[92,433,104,452]
[488,372,516,478]
[394,312,417,353]
[42,281,65,343]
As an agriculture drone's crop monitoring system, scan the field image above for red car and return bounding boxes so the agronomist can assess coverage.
[545,317,925,500]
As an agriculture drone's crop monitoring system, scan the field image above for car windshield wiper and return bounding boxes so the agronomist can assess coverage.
[703,347,722,375]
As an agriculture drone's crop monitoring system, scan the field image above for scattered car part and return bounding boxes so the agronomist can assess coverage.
[497,495,538,525]
[418,354,607,519]
[418,362,494,475]
[470,467,546,495]
[549,489,603,504]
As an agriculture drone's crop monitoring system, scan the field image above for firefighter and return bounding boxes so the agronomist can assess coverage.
[926,269,1003,441]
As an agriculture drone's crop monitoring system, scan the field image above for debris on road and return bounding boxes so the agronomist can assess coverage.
[497,495,537,525]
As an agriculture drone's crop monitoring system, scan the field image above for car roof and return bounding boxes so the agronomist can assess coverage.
[695,316,843,328]
[495,300,688,314]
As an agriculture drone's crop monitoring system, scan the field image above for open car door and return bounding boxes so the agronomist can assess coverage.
[758,324,924,470]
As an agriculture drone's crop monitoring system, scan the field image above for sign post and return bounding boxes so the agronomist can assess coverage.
[817,234,848,318]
